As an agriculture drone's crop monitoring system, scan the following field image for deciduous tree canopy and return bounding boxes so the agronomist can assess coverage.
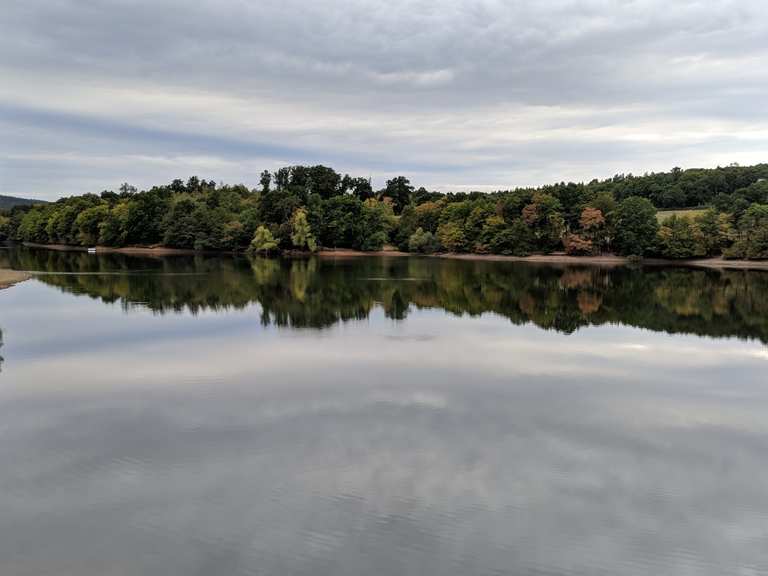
[4,163,768,260]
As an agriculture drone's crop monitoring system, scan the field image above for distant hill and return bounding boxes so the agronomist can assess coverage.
[0,195,47,211]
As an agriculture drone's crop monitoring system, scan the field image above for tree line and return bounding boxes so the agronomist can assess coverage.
[2,163,768,259]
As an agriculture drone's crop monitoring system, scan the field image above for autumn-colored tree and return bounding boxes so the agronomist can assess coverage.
[580,207,605,231]
[577,206,609,252]
[436,221,466,252]
[577,291,603,315]
[414,201,443,233]
[521,193,565,251]
[656,215,704,259]
[564,233,594,255]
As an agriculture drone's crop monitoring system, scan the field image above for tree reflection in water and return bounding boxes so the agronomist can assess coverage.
[3,247,768,343]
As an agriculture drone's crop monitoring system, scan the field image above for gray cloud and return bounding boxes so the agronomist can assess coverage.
[1,0,767,199]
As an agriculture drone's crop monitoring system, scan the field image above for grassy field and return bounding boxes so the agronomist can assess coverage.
[656,208,708,223]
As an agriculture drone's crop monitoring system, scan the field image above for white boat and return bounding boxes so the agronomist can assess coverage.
[87,247,97,254]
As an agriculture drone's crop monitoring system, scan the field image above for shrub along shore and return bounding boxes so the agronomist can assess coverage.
[2,163,768,261]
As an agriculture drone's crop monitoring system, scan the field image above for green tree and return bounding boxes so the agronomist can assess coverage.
[464,204,494,251]
[45,204,79,244]
[408,227,439,253]
[481,216,534,256]
[290,208,317,251]
[344,176,374,201]
[10,163,768,262]
[17,208,50,243]
[98,203,130,246]
[306,165,342,199]
[0,214,9,241]
[414,201,442,233]
[614,196,659,256]
[161,198,198,248]
[656,215,702,259]
[249,225,278,254]
[259,170,272,194]
[123,189,169,245]
[75,205,109,245]
[694,209,733,256]
[394,204,418,251]
[358,199,394,251]
[381,176,413,214]
[318,195,361,248]
[727,204,768,259]
[436,221,466,252]
[521,193,565,251]
[590,192,617,217]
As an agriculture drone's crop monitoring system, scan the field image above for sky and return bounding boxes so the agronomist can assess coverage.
[2,0,767,201]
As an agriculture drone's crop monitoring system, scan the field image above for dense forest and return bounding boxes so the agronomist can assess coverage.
[2,163,768,259]
[3,249,768,342]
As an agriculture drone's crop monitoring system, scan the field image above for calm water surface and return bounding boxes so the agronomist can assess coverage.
[1,247,768,575]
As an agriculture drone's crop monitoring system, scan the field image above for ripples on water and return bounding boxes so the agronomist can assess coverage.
[0,247,767,575]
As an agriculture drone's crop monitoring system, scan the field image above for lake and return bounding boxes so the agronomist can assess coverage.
[1,246,767,575]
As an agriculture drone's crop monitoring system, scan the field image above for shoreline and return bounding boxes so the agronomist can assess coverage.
[317,248,411,258]
[435,253,768,270]
[21,242,204,256]
[14,242,768,270]
[0,269,31,290]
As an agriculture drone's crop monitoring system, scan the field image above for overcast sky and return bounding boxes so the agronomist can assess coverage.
[2,0,767,200]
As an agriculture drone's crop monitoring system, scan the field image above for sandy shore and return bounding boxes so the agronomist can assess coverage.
[322,249,768,270]
[22,242,201,256]
[436,253,629,266]
[317,248,410,258]
[0,269,31,290]
[439,253,768,270]
[17,242,768,270]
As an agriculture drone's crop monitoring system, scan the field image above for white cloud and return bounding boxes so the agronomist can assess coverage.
[1,0,767,199]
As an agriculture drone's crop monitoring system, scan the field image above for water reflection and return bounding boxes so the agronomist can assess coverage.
[1,248,768,575]
[2,247,768,341]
